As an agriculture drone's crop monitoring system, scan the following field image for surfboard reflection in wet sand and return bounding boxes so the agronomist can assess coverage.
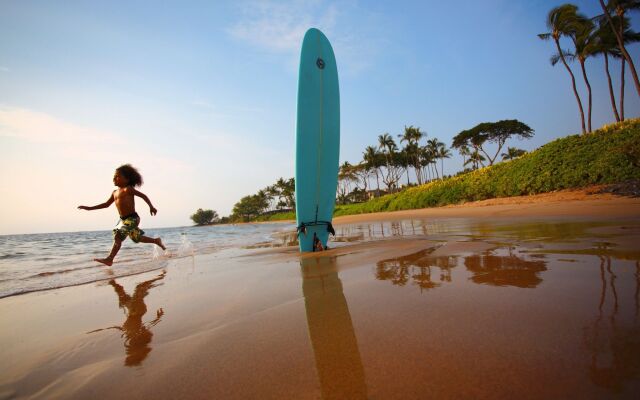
[87,270,166,366]
[301,256,367,399]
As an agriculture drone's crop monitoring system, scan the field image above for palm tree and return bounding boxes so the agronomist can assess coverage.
[617,21,640,119]
[378,133,399,192]
[501,147,527,160]
[363,145,382,197]
[274,178,286,209]
[397,149,411,187]
[437,144,452,179]
[458,145,471,169]
[420,145,435,182]
[286,178,296,208]
[275,177,295,209]
[264,184,278,211]
[398,125,424,145]
[427,138,443,179]
[594,17,623,121]
[398,126,425,184]
[338,162,358,203]
[570,13,597,132]
[405,142,422,184]
[255,189,269,215]
[599,0,640,98]
[595,14,640,121]
[378,133,396,164]
[539,4,587,134]
[465,150,486,170]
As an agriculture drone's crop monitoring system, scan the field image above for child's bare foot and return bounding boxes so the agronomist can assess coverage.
[94,258,113,266]
[156,239,166,251]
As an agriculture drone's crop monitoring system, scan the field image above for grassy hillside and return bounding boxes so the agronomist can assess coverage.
[258,119,640,221]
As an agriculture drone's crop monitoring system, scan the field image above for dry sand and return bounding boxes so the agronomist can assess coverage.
[1,192,640,399]
[333,187,640,224]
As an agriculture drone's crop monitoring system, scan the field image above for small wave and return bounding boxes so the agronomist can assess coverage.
[0,253,27,260]
[1,261,171,299]
[27,264,97,279]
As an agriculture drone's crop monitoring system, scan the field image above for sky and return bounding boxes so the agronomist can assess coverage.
[1,0,639,235]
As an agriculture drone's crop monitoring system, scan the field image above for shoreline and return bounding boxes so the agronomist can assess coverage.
[246,186,640,226]
[334,189,640,224]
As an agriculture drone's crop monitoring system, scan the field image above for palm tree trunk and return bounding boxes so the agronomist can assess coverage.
[554,38,586,134]
[441,158,444,179]
[579,59,593,133]
[621,58,626,121]
[604,52,620,122]
[599,0,640,98]
[375,170,380,197]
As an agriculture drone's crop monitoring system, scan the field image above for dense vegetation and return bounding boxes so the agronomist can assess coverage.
[260,119,640,220]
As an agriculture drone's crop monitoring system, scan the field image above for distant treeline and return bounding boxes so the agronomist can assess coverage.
[212,119,533,223]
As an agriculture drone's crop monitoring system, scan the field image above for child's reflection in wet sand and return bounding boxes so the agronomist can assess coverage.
[88,270,166,366]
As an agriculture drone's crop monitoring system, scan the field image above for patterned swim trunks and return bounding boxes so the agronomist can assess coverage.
[113,212,145,243]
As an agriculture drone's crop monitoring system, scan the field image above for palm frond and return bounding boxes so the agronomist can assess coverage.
[538,32,552,41]
[550,49,575,65]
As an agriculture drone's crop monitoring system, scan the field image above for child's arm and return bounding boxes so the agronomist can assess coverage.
[78,193,114,211]
[132,188,158,216]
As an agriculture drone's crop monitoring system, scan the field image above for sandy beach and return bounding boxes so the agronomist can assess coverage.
[2,191,640,399]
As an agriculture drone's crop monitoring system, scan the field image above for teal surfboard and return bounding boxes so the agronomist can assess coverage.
[295,28,340,252]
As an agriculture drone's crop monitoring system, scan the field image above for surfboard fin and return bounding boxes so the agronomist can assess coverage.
[297,224,307,236]
[327,222,335,236]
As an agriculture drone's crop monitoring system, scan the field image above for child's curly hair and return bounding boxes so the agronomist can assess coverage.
[116,164,143,187]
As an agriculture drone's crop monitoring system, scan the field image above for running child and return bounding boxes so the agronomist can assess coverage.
[78,164,165,266]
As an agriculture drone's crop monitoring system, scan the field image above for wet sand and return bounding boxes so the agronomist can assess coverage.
[1,196,640,399]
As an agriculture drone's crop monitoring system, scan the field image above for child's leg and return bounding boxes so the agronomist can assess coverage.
[139,235,166,250]
[95,236,123,266]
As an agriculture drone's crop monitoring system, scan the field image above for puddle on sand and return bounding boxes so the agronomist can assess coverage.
[295,217,640,398]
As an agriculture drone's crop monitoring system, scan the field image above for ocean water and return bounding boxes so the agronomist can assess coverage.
[0,223,297,299]
[0,218,455,300]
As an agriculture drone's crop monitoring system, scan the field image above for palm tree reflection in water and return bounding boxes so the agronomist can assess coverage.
[375,246,547,291]
[301,257,367,400]
[375,247,457,291]
[88,271,166,366]
[584,256,640,393]
[464,252,547,288]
